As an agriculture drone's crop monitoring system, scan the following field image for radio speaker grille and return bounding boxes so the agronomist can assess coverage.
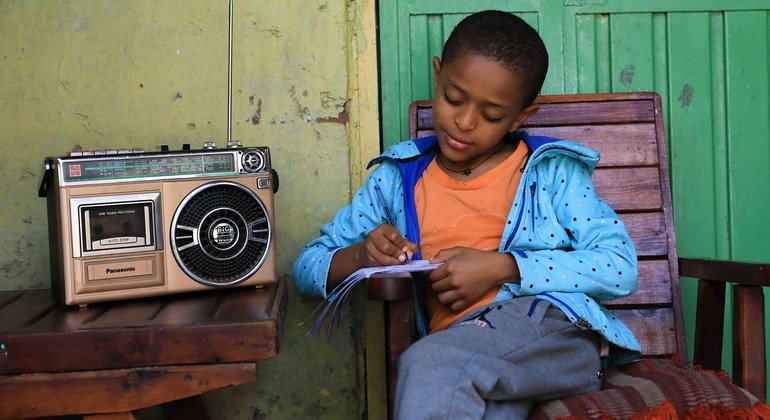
[171,182,271,286]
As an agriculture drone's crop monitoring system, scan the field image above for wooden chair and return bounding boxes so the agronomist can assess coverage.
[0,282,284,419]
[368,92,769,417]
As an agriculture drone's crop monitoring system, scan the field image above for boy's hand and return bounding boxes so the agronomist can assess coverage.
[358,224,417,267]
[427,247,519,312]
[327,224,417,292]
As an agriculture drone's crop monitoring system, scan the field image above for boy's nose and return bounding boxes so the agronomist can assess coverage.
[454,108,476,131]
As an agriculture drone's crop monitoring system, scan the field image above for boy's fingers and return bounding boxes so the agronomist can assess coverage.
[378,224,417,259]
[433,247,464,261]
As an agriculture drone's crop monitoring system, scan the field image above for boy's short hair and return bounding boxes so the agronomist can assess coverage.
[441,10,549,108]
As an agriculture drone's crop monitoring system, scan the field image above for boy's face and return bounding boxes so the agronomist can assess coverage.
[432,52,538,167]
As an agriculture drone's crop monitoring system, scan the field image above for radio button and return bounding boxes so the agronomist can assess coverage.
[99,236,138,246]
[257,178,271,189]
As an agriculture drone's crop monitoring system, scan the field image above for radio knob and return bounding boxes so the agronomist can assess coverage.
[241,150,265,172]
[203,141,216,149]
[227,140,242,148]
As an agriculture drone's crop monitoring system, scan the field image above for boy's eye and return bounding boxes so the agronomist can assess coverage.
[483,114,503,123]
[443,93,461,105]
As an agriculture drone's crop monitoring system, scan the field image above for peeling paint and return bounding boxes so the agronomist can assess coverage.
[313,99,350,124]
[263,26,281,38]
[289,86,310,120]
[620,64,635,86]
[248,96,263,125]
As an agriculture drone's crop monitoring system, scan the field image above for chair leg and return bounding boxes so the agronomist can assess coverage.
[385,300,415,419]
[694,279,725,370]
[732,285,767,400]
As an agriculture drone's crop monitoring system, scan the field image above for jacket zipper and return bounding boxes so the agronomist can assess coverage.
[530,182,536,228]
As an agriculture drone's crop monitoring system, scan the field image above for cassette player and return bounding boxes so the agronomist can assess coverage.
[39,142,278,305]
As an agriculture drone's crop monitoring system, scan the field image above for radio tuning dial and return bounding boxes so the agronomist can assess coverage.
[203,141,216,150]
[227,140,242,148]
[241,150,265,173]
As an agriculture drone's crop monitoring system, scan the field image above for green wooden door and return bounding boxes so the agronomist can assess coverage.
[379,0,770,392]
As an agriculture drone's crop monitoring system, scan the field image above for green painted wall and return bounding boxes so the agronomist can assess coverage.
[0,1,378,418]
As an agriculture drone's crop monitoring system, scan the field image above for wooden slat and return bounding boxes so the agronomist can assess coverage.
[416,99,657,131]
[621,212,669,257]
[17,301,107,333]
[212,287,276,324]
[1,322,278,376]
[593,167,662,211]
[526,124,659,166]
[415,108,434,132]
[82,299,167,329]
[615,308,678,356]
[416,129,435,139]
[603,259,672,307]
[0,363,255,418]
[0,290,60,331]
[525,100,656,126]
[141,293,223,326]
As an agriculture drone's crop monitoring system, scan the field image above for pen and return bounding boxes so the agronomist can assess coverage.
[373,184,410,264]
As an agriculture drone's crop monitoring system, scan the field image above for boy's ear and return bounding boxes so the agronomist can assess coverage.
[510,104,540,132]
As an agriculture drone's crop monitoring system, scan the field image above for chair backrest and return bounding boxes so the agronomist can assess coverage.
[409,92,686,359]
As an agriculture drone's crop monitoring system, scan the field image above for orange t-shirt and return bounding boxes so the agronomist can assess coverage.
[415,140,528,332]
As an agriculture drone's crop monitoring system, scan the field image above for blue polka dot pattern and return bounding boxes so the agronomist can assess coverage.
[294,134,641,361]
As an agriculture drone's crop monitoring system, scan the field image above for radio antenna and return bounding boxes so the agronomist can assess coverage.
[227,0,234,144]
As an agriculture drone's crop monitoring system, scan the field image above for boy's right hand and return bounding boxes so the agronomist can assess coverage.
[358,224,417,267]
[327,224,417,291]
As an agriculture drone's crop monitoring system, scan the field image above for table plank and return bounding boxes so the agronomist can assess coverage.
[0,281,284,375]
[0,363,256,418]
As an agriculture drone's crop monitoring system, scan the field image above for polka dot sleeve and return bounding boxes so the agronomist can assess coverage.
[292,162,406,298]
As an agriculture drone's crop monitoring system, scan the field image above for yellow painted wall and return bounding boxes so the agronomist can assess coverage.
[0,0,379,418]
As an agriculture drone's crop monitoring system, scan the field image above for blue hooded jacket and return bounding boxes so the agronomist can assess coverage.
[294,133,642,366]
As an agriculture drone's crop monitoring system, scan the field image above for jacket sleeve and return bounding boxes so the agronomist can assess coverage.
[292,162,406,298]
[505,155,638,301]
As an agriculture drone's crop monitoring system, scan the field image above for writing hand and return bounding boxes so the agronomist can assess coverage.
[427,247,519,312]
[358,224,418,267]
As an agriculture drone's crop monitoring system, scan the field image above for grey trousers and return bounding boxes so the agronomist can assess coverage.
[394,297,602,419]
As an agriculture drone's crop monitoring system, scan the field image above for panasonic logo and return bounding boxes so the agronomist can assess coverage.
[106,266,136,274]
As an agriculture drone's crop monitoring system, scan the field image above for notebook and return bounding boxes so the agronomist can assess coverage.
[309,260,442,341]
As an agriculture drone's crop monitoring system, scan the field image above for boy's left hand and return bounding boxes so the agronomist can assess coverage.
[427,247,519,312]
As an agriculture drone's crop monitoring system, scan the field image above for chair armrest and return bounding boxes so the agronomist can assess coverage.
[678,257,770,286]
[679,257,769,400]
[367,276,413,301]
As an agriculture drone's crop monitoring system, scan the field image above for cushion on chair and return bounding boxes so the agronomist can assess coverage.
[529,358,768,419]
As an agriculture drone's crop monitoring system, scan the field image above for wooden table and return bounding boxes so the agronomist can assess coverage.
[0,280,284,419]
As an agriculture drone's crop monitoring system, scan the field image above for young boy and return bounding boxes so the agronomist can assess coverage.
[294,10,640,418]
